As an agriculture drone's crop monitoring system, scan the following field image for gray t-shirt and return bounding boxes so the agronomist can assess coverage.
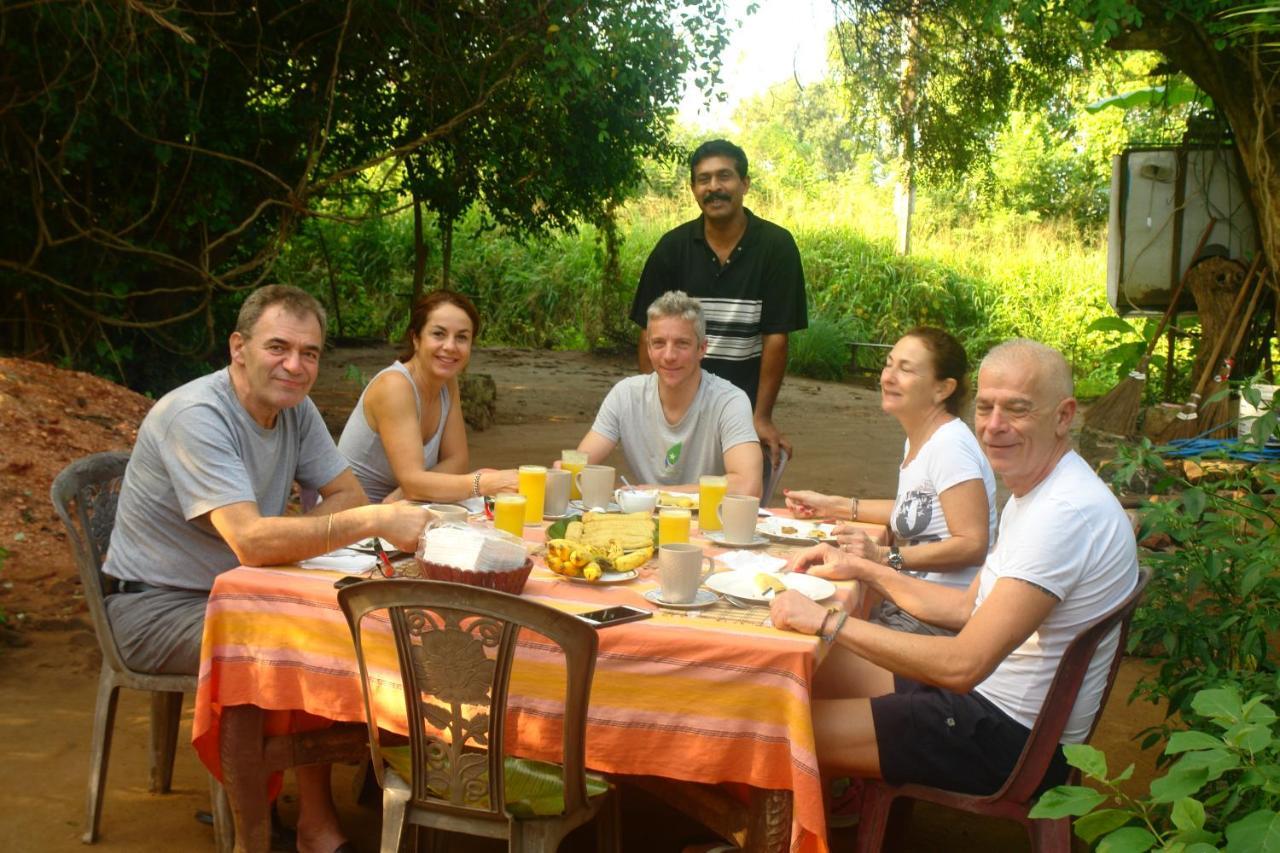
[590,371,758,485]
[102,368,349,591]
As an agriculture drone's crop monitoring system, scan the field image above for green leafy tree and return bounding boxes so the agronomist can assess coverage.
[0,0,731,390]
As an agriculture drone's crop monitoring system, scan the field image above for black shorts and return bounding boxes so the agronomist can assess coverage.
[869,675,1069,796]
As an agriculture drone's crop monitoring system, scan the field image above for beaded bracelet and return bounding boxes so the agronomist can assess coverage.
[471,471,483,498]
[817,609,836,639]
[822,610,849,645]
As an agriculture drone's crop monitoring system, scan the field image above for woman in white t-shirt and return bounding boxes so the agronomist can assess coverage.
[784,327,996,635]
[337,290,518,503]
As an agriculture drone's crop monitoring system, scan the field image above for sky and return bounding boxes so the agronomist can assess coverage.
[678,0,837,131]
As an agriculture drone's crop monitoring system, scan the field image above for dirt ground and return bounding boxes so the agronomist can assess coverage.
[0,347,1163,852]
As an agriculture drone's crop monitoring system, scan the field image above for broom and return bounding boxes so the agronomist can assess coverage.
[1084,218,1217,436]
[1158,258,1265,442]
[1201,266,1270,439]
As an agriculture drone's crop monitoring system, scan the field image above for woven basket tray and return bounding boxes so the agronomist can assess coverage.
[415,557,534,595]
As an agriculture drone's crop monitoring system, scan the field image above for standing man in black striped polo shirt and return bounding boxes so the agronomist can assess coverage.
[630,139,808,468]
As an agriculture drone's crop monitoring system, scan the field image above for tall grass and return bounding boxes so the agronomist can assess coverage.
[284,175,1120,395]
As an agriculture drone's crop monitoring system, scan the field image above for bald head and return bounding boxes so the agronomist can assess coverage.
[980,339,1073,407]
[975,339,1077,496]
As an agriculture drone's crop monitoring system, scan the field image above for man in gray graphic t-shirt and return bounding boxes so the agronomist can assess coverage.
[577,291,761,496]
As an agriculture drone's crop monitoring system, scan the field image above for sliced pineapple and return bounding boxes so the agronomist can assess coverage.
[753,573,786,596]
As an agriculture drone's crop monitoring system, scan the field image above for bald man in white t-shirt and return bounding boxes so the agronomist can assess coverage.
[774,339,1139,797]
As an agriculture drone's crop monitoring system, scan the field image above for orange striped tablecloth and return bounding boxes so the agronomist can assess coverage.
[192,522,871,853]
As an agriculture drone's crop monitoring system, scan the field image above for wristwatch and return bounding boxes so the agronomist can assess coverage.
[887,544,905,571]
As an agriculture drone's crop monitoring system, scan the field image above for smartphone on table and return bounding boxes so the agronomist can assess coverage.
[575,605,653,628]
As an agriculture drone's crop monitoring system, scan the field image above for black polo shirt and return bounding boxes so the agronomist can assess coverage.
[629,208,807,407]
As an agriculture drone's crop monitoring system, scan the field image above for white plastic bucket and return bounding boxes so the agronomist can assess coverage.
[1238,384,1277,444]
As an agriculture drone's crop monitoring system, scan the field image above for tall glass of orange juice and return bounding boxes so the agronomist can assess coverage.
[518,465,546,524]
[658,507,691,545]
[698,475,728,531]
[561,450,588,500]
[493,494,527,538]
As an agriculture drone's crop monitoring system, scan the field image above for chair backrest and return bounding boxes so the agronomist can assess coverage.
[50,451,132,672]
[338,579,600,822]
[996,565,1151,804]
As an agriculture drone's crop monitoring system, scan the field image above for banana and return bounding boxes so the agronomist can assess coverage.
[612,545,653,572]
[754,573,786,595]
[582,561,603,582]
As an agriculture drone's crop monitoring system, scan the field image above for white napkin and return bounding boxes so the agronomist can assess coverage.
[298,549,378,574]
[459,496,485,514]
[419,525,526,573]
[715,551,788,574]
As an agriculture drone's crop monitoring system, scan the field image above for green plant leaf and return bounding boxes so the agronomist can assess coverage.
[1224,722,1273,753]
[1171,797,1207,831]
[1064,743,1109,779]
[1077,809,1139,843]
[1194,688,1244,721]
[1088,316,1138,335]
[1150,763,1210,803]
[1224,808,1280,852]
[1098,825,1159,853]
[1181,487,1207,521]
[1167,731,1227,754]
[1030,785,1107,818]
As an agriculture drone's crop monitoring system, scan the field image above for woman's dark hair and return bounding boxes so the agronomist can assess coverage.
[902,325,968,415]
[397,290,482,362]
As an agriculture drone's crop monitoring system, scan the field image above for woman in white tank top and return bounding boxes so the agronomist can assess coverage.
[337,291,518,503]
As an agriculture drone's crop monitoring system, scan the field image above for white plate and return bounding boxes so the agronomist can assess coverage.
[656,492,699,514]
[704,531,771,549]
[563,570,638,585]
[758,519,836,545]
[644,588,717,609]
[705,571,835,603]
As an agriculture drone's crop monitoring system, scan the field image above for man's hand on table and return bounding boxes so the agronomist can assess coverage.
[379,503,434,552]
[769,589,827,635]
[787,542,883,583]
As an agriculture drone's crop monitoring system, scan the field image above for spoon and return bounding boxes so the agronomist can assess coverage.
[619,474,633,490]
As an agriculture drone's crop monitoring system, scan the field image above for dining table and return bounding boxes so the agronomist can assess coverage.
[192,506,887,853]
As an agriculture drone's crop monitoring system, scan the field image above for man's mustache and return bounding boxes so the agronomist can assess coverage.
[703,192,732,204]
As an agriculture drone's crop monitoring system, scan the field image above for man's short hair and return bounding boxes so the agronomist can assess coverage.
[646,290,706,342]
[236,285,328,346]
[689,139,749,182]
[980,339,1074,403]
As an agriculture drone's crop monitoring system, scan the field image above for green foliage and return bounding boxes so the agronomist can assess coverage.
[1105,440,1280,730]
[1030,685,1280,851]
[788,314,855,380]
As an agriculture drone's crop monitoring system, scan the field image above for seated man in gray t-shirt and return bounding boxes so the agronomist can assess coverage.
[577,290,763,496]
[102,285,429,853]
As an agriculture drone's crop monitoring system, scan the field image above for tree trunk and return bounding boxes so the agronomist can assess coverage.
[412,194,429,304]
[316,228,345,338]
[440,216,454,289]
[895,9,921,256]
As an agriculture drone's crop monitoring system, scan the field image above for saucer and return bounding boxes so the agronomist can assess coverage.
[543,511,574,521]
[565,569,637,585]
[704,531,771,549]
[569,500,622,513]
[643,588,717,609]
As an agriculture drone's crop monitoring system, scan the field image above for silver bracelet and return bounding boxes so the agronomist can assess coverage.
[851,497,859,521]
[471,471,483,498]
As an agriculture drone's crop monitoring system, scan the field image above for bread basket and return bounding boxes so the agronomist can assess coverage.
[414,556,534,595]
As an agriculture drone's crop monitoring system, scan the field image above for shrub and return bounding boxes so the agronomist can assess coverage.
[788,314,854,380]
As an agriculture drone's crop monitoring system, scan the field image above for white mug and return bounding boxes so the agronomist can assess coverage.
[615,488,657,514]
[544,469,572,517]
[427,503,469,525]
[575,464,615,510]
[717,494,760,544]
[658,543,714,604]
